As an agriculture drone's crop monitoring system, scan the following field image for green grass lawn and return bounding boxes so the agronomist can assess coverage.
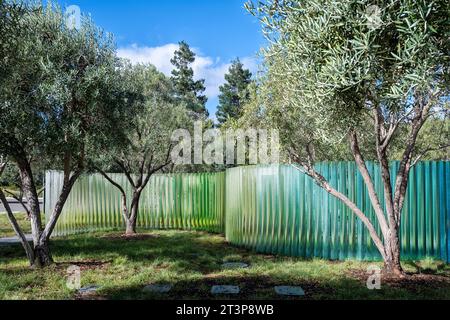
[0,212,32,238]
[0,229,449,300]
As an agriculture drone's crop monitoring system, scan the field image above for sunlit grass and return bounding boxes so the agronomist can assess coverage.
[0,230,449,300]
[0,213,32,238]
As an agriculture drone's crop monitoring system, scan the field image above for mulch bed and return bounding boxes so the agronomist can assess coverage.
[348,268,450,291]
[57,259,112,271]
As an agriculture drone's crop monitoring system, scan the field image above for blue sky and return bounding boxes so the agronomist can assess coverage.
[57,0,265,118]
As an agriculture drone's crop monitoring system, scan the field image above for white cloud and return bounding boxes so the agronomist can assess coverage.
[117,43,257,100]
[117,43,179,75]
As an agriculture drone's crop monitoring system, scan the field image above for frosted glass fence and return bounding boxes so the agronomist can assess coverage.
[45,162,449,262]
[45,171,226,236]
[225,163,449,262]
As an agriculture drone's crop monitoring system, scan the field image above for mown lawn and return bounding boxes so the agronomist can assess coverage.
[0,212,32,238]
[0,229,449,300]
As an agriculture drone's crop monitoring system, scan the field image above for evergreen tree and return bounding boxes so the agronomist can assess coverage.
[216,59,252,125]
[171,41,208,115]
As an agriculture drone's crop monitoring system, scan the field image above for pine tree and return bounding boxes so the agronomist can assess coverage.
[170,41,208,116]
[216,59,252,125]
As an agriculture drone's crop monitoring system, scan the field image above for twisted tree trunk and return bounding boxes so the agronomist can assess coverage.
[0,188,35,265]
[14,157,52,267]
[125,194,140,235]
[97,169,143,236]
[97,158,169,236]
[384,228,403,276]
[11,152,81,268]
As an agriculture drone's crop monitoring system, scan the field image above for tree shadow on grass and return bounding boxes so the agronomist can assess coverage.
[402,260,449,275]
[82,273,450,300]
[2,230,450,300]
[86,274,334,300]
[0,230,251,275]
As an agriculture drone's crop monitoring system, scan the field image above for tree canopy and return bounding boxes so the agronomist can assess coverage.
[92,62,190,234]
[216,59,253,125]
[0,1,123,266]
[171,41,208,116]
[246,0,450,275]
[245,0,449,162]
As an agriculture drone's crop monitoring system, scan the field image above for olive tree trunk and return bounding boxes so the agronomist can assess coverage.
[13,154,81,267]
[125,194,141,235]
[97,169,146,236]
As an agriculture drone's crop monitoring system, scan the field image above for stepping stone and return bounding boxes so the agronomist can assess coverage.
[274,286,305,297]
[211,285,240,295]
[78,285,101,294]
[143,284,172,294]
[222,262,249,269]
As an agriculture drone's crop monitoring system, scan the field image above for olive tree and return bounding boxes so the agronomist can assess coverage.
[93,63,190,235]
[0,2,121,267]
[247,0,450,275]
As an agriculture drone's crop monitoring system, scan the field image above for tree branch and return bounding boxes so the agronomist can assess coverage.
[0,158,7,176]
[40,169,82,243]
[114,159,136,188]
[380,121,399,151]
[349,130,390,240]
[95,167,126,195]
[290,157,387,261]
[0,188,35,264]
[3,189,30,217]
[411,144,450,167]
[374,107,396,227]
[140,146,173,192]
[393,91,437,221]
[95,167,130,222]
